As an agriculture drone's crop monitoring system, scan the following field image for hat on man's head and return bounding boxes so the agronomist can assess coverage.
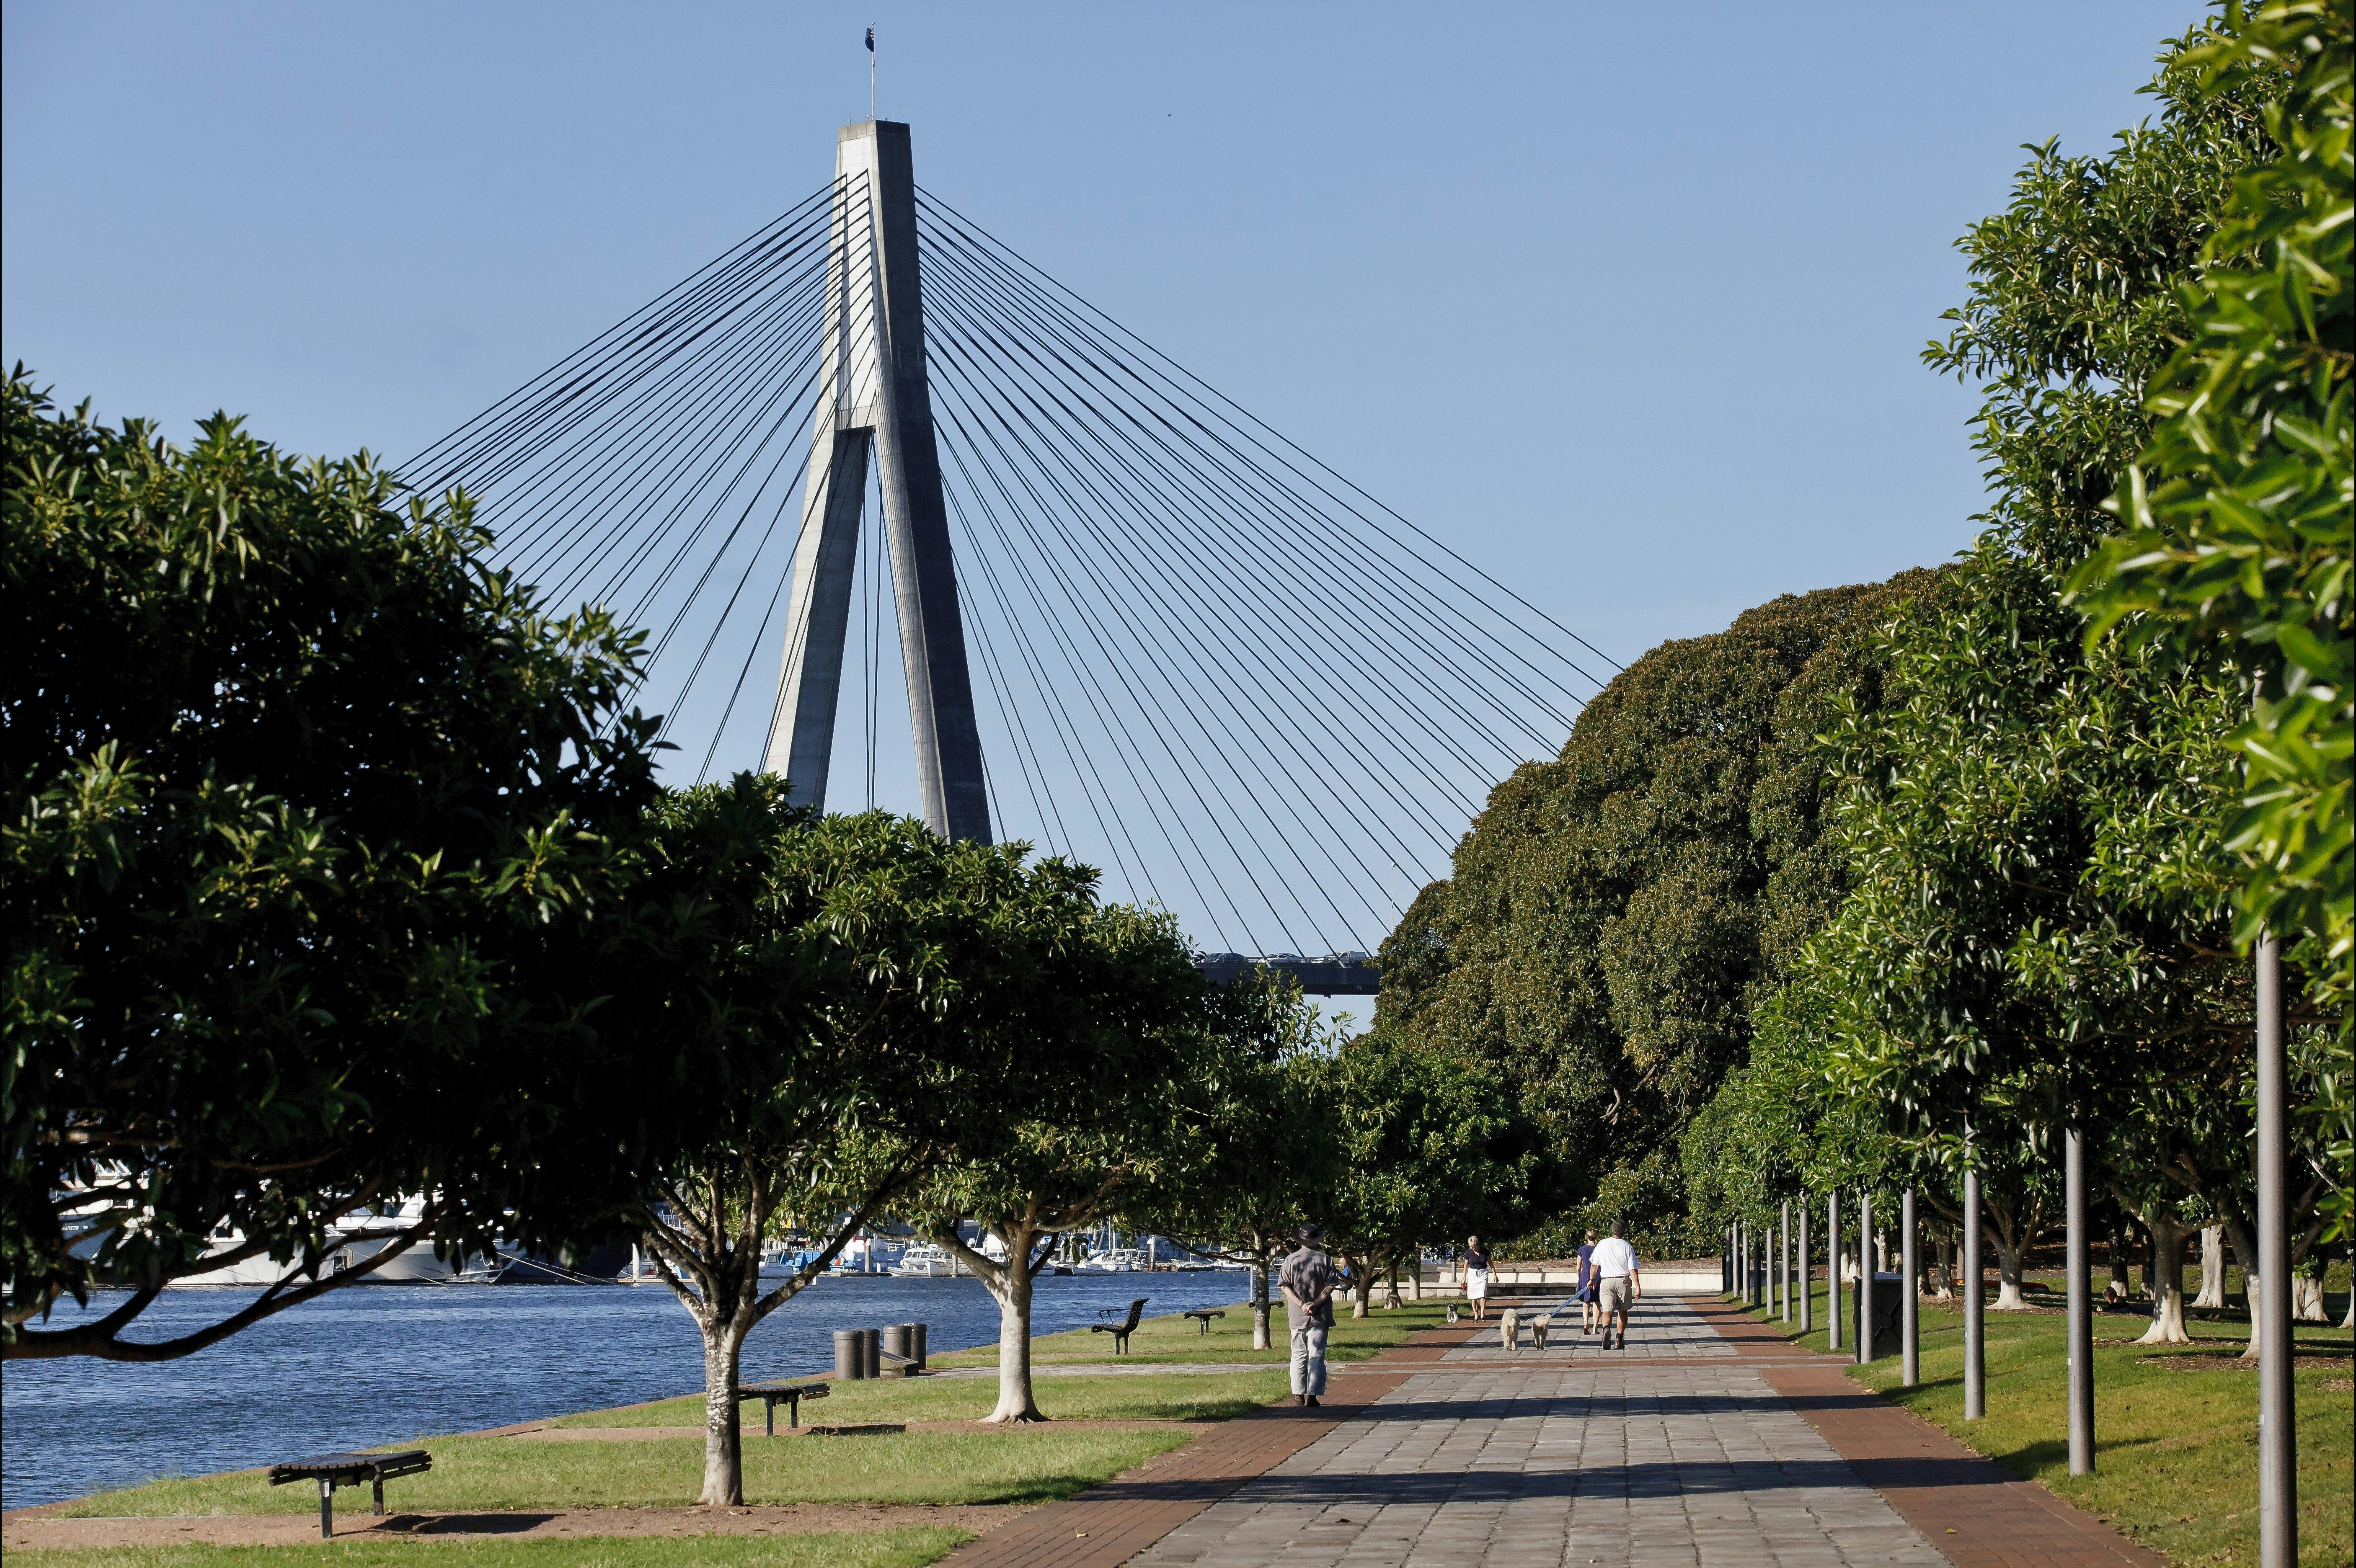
[1297,1223,1327,1246]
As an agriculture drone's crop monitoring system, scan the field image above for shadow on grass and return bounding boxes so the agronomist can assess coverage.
[1987,1434,2165,1477]
[385,1514,562,1534]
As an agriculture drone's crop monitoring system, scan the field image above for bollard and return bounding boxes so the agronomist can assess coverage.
[862,1326,882,1380]
[882,1323,912,1377]
[834,1328,867,1381]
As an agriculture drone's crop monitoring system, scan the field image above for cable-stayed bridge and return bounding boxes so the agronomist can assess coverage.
[400,120,1615,987]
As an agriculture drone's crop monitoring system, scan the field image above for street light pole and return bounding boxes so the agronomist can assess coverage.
[1964,1159,1985,1419]
[2067,1125,2094,1475]
[2256,932,2295,1568]
[1857,1191,1875,1364]
[1781,1199,1793,1323]
[1828,1190,1842,1352]
[1901,1188,1919,1386]
[1799,1195,1812,1334]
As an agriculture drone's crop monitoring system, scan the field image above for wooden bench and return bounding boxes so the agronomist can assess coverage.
[738,1380,830,1434]
[1090,1297,1148,1353]
[267,1450,431,1538]
[1183,1308,1225,1335]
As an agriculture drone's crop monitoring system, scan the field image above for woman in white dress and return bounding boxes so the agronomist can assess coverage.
[1463,1235,1492,1321]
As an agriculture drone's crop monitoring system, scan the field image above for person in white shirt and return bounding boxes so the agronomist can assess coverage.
[1589,1221,1640,1350]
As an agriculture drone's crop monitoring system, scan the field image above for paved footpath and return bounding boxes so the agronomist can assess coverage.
[946,1295,2160,1568]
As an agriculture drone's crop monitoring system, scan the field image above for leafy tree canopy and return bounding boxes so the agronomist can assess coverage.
[1374,570,1930,1253]
[3,370,681,1357]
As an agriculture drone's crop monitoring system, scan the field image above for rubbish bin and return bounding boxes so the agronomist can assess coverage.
[861,1326,881,1380]
[834,1328,867,1380]
[1856,1273,1903,1358]
[881,1323,912,1377]
[911,1322,927,1372]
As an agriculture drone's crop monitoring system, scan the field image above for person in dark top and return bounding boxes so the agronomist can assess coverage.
[1278,1225,1341,1407]
[1463,1235,1493,1321]
[1575,1230,1600,1335]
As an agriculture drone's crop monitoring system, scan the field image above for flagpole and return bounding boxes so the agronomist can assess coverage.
[869,26,876,121]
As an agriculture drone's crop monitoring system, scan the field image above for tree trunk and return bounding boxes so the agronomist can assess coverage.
[2106,1217,2131,1302]
[1933,1230,1955,1301]
[947,1220,1048,1423]
[984,1261,1044,1422]
[1382,1262,1402,1310]
[2191,1225,2226,1308]
[2220,1211,2262,1362]
[2134,1212,2191,1345]
[1988,1225,2030,1311]
[1410,1257,1423,1301]
[2291,1273,2326,1322]
[1350,1257,1372,1318]
[698,1319,748,1505]
[1250,1246,1273,1351]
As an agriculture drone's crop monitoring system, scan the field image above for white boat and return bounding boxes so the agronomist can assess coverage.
[335,1199,500,1283]
[889,1241,965,1277]
[1076,1247,1150,1272]
[829,1233,898,1274]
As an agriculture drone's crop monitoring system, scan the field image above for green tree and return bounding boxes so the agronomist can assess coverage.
[1791,9,2342,1355]
[907,901,1219,1425]
[1375,572,1929,1251]
[1124,973,1339,1349]
[2067,1,2352,1237]
[3,371,678,1358]
[1314,1030,1540,1315]
[633,794,1119,1496]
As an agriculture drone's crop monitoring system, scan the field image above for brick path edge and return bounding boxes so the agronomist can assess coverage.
[1685,1297,2164,1568]
[933,1321,1478,1568]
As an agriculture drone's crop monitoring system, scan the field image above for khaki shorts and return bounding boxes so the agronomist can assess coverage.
[1599,1276,1634,1314]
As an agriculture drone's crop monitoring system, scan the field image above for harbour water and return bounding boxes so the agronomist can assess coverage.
[0,1271,1252,1511]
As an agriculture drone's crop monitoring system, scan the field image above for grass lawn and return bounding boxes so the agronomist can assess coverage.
[553,1369,1286,1428]
[927,1296,1451,1368]
[1735,1285,2353,1568]
[59,1426,1190,1517]
[5,1532,969,1568]
[50,1297,1436,1525]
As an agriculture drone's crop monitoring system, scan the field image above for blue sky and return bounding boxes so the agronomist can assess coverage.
[4,0,2202,992]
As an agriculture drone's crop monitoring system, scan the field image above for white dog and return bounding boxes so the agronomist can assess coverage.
[1499,1306,1522,1349]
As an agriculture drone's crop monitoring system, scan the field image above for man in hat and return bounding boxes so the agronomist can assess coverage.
[1277,1225,1341,1407]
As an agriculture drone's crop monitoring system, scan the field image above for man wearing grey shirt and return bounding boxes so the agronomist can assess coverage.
[1277,1226,1341,1407]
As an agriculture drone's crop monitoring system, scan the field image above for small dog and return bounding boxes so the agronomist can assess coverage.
[1499,1306,1522,1349]
[1445,1305,1459,1324]
[1530,1313,1551,1350]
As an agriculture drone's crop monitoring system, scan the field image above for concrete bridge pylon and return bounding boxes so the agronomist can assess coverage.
[763,120,990,842]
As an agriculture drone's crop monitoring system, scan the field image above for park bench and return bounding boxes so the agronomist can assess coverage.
[1091,1297,1149,1353]
[1183,1308,1225,1335]
[737,1380,830,1434]
[267,1449,431,1538]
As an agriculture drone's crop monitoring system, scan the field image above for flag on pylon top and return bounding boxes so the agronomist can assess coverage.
[865,27,874,52]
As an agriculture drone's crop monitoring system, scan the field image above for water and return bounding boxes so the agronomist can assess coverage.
[0,1271,1250,1510]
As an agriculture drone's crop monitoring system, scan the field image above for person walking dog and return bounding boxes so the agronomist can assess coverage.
[1463,1235,1492,1321]
[1575,1230,1600,1335]
[1279,1226,1341,1407]
[1591,1221,1641,1349]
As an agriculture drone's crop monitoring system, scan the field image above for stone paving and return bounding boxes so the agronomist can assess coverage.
[1132,1296,1947,1568]
[1444,1297,1741,1361]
